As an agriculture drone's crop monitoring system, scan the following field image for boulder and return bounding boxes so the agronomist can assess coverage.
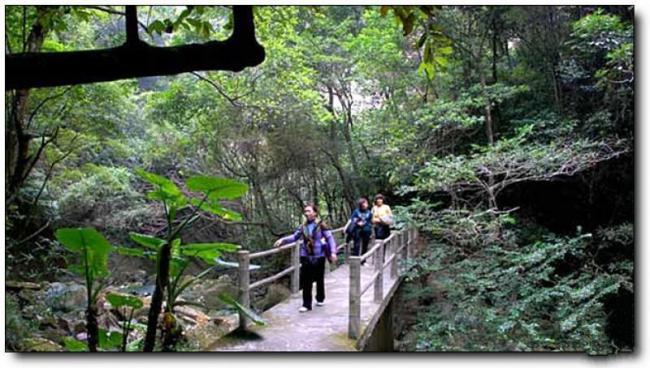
[184,314,237,351]
[20,337,62,352]
[45,282,87,312]
[182,275,237,311]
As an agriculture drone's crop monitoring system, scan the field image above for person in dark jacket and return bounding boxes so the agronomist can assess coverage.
[345,197,373,262]
[273,202,337,312]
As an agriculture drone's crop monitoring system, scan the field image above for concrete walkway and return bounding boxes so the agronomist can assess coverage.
[208,260,400,352]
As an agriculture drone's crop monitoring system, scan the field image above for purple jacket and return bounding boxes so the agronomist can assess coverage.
[280,221,337,257]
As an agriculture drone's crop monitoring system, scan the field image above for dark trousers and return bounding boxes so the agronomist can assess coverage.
[353,229,371,262]
[300,256,326,309]
[375,224,391,240]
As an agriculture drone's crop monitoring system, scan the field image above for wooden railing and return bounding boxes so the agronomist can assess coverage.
[235,227,349,329]
[347,227,417,339]
[235,225,417,337]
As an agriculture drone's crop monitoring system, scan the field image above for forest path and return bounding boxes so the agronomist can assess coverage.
[207,260,401,352]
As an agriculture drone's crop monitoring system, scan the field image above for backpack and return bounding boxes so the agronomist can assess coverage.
[300,221,323,256]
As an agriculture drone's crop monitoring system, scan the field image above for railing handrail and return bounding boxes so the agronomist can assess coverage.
[248,225,346,259]
[245,225,347,291]
[352,231,400,292]
[358,231,395,262]
[249,265,297,290]
[248,240,297,260]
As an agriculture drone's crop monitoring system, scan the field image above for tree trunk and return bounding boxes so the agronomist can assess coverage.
[342,106,359,174]
[5,7,45,205]
[480,72,494,145]
[250,177,274,244]
[143,242,172,351]
[324,86,357,210]
[491,16,498,84]
[86,305,99,352]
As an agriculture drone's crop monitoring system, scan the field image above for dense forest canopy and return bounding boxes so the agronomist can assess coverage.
[5,5,633,353]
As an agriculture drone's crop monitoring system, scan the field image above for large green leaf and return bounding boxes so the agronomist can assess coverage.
[181,242,240,263]
[218,292,266,326]
[56,227,111,253]
[114,246,146,257]
[134,168,182,197]
[106,292,144,310]
[190,198,242,221]
[169,257,188,279]
[129,232,166,250]
[98,328,123,350]
[63,337,87,352]
[55,228,112,278]
[186,176,248,199]
[135,168,187,209]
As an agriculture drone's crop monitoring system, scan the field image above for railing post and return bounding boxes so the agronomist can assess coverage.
[237,250,250,330]
[370,231,377,266]
[344,239,350,264]
[414,228,418,248]
[391,236,398,279]
[291,242,300,294]
[374,240,384,303]
[401,230,408,275]
[348,256,361,339]
[413,228,418,252]
[406,228,412,261]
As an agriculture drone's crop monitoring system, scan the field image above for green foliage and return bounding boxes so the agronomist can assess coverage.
[560,8,633,136]
[98,328,124,350]
[6,5,633,353]
[181,243,240,263]
[107,292,144,310]
[55,228,112,283]
[55,164,141,229]
[135,168,186,209]
[147,6,217,40]
[186,176,249,200]
[133,169,247,351]
[105,292,143,351]
[404,220,632,354]
[403,125,628,204]
[54,227,113,351]
[379,5,452,80]
[63,337,87,352]
[5,294,38,351]
[129,232,166,250]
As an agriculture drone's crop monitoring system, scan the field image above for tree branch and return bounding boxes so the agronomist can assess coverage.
[191,72,240,107]
[6,6,265,90]
[26,86,73,130]
[125,6,140,45]
[31,133,79,206]
[84,5,150,34]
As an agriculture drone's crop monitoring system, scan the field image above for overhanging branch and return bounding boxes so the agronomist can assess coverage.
[6,5,265,90]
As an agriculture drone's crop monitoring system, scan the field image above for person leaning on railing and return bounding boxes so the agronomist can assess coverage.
[344,197,373,265]
[273,202,338,313]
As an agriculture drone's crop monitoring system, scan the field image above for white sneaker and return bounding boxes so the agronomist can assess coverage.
[299,306,310,313]
[316,301,325,307]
